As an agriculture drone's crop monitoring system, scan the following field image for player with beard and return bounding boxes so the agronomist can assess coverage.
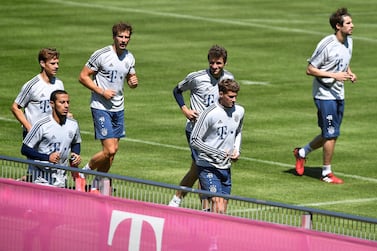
[21,90,82,187]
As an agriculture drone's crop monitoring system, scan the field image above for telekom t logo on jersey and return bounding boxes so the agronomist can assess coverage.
[108,210,165,251]
[39,100,51,113]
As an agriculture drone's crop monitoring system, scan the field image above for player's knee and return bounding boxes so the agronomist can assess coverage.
[103,146,118,158]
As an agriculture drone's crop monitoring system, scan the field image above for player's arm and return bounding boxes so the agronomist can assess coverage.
[172,86,198,121]
[11,102,32,132]
[79,66,114,100]
[21,143,49,162]
[306,64,353,82]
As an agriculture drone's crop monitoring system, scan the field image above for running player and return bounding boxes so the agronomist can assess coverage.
[169,45,234,207]
[190,78,244,213]
[11,48,64,138]
[293,7,357,184]
[78,22,138,193]
[21,90,82,187]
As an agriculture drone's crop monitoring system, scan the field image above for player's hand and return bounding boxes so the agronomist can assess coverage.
[230,149,240,162]
[127,74,138,89]
[185,109,199,122]
[349,72,357,83]
[69,153,81,167]
[334,72,354,82]
[49,152,60,164]
[102,89,117,100]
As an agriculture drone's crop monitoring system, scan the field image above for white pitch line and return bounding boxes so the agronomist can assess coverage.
[300,197,377,207]
[43,0,377,43]
[239,80,270,85]
[2,116,377,183]
[228,197,377,214]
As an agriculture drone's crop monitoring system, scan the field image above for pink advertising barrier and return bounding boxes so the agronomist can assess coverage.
[1,178,377,251]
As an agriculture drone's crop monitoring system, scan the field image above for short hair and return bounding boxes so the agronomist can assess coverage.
[208,45,228,63]
[329,7,351,31]
[218,78,240,93]
[112,22,133,37]
[38,48,59,63]
[50,89,68,102]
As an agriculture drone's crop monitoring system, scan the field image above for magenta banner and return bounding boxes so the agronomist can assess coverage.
[1,178,377,251]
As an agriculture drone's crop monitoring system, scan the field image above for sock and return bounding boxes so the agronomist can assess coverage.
[82,163,91,170]
[92,176,101,190]
[173,195,181,202]
[78,163,90,179]
[301,144,312,157]
[322,165,332,177]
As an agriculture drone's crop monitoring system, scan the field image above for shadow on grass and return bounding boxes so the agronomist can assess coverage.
[284,166,322,180]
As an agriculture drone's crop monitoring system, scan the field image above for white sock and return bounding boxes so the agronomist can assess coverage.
[82,163,91,170]
[302,144,313,157]
[322,165,332,176]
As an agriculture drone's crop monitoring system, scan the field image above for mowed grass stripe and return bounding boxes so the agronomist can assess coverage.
[3,116,377,184]
[44,0,377,43]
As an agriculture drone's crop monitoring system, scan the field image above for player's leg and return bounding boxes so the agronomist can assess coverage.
[96,138,119,173]
[211,197,227,214]
[322,138,336,166]
[317,100,344,183]
[177,160,198,196]
[211,168,231,214]
[169,130,199,207]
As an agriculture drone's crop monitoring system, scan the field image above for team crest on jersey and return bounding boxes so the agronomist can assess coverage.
[209,185,217,193]
[68,131,74,139]
[234,115,240,123]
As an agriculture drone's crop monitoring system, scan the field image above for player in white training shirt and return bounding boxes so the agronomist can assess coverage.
[191,78,244,213]
[293,7,357,184]
[21,90,82,187]
[169,45,234,207]
[78,22,138,193]
[11,48,64,137]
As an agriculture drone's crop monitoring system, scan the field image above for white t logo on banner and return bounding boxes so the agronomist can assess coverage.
[108,210,165,251]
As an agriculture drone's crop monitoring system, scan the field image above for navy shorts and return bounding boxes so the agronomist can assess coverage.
[91,108,125,139]
[198,165,231,199]
[314,99,344,139]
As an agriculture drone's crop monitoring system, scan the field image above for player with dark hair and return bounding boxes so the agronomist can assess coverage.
[78,22,138,193]
[190,78,244,213]
[293,7,357,184]
[169,45,234,207]
[21,90,82,187]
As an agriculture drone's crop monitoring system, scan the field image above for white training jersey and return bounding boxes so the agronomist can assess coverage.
[14,74,64,126]
[23,115,82,166]
[308,34,353,100]
[177,69,234,131]
[190,103,244,169]
[85,45,136,112]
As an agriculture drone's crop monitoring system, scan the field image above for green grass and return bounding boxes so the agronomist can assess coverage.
[1,0,377,218]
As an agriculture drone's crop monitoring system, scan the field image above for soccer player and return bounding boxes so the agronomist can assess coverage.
[11,48,64,138]
[169,45,234,207]
[190,78,244,214]
[21,90,82,187]
[78,22,138,193]
[293,7,357,184]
